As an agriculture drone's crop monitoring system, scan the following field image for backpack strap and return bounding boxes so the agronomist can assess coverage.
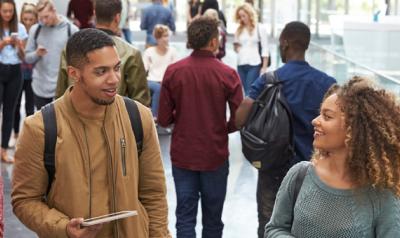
[291,162,310,223]
[41,98,143,197]
[41,103,57,196]
[67,23,71,37]
[123,97,144,156]
[34,24,42,47]
[34,23,71,47]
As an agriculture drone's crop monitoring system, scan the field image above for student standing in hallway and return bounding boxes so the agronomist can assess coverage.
[24,0,78,110]
[0,0,28,163]
[158,17,243,238]
[12,28,170,238]
[235,21,336,238]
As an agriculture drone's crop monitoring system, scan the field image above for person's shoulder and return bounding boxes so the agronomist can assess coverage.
[112,36,141,56]
[23,110,45,135]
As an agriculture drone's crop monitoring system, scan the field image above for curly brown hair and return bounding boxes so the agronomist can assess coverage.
[187,16,219,50]
[317,76,400,197]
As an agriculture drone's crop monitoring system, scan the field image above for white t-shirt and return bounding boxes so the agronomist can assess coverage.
[234,23,269,66]
[142,46,177,82]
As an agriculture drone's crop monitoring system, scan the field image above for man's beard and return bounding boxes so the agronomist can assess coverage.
[80,76,116,106]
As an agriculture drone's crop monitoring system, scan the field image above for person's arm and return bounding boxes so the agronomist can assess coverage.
[235,73,266,128]
[259,24,269,74]
[233,32,241,53]
[167,12,176,33]
[11,115,71,237]
[235,97,254,129]
[137,104,171,237]
[142,49,151,72]
[124,50,151,106]
[227,70,244,133]
[24,24,41,64]
[158,68,175,127]
[374,192,400,237]
[55,49,72,99]
[140,8,147,30]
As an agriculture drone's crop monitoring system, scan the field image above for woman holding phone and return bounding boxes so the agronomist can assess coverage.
[0,0,28,163]
[9,3,37,148]
[234,3,269,96]
[265,77,400,237]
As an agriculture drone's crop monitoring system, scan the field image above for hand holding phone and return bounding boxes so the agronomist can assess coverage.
[10,32,18,39]
[36,45,47,56]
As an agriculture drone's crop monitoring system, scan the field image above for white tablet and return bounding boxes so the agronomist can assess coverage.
[81,210,138,227]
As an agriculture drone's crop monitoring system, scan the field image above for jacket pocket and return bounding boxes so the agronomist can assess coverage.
[120,138,127,176]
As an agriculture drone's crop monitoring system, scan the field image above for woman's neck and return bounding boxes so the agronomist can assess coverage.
[315,148,354,188]
[156,45,168,55]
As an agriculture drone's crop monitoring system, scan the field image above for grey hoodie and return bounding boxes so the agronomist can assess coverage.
[25,15,78,98]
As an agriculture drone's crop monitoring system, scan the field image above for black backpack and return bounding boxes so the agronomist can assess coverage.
[41,97,143,196]
[240,71,295,172]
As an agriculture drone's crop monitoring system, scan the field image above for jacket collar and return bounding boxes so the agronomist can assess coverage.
[60,86,118,125]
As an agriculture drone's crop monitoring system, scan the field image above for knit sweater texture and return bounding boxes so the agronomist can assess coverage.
[265,161,400,238]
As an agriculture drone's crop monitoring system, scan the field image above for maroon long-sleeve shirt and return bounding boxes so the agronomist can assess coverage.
[158,50,243,171]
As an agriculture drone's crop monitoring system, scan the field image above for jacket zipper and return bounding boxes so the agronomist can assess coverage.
[103,127,119,238]
[82,126,92,217]
[120,138,127,176]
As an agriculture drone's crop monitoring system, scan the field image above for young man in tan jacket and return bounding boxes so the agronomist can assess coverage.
[12,28,170,238]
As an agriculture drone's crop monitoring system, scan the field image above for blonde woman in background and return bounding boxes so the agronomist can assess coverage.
[234,3,269,96]
[143,24,177,121]
[11,2,37,148]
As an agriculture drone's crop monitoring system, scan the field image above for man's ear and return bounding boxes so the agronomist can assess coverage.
[114,13,121,25]
[67,66,81,82]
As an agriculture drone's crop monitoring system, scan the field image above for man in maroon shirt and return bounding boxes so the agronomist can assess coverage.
[158,17,243,238]
[67,0,94,29]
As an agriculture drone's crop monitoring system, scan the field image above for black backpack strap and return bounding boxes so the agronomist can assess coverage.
[34,24,42,47]
[67,23,71,37]
[123,97,143,157]
[41,103,57,196]
[290,162,310,223]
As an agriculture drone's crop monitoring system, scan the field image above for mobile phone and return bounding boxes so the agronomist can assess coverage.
[81,210,138,227]
[10,32,18,38]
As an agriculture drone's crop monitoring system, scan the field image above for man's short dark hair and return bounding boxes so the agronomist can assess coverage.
[66,28,115,68]
[281,21,311,51]
[95,0,122,24]
[187,16,219,50]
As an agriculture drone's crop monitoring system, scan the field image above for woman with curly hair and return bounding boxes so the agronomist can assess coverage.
[265,76,400,237]
[234,3,269,96]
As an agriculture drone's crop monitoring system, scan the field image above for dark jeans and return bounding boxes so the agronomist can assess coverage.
[0,63,23,149]
[237,64,261,96]
[172,160,229,238]
[257,169,287,238]
[33,94,53,110]
[14,79,34,134]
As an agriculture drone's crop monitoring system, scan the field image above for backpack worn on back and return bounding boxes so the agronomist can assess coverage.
[41,97,143,196]
[240,71,295,172]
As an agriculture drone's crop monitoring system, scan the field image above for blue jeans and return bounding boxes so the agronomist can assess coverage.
[237,64,261,96]
[122,28,132,44]
[172,160,229,238]
[148,81,161,118]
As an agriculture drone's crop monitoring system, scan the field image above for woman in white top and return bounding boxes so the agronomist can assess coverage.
[142,24,177,120]
[234,3,269,96]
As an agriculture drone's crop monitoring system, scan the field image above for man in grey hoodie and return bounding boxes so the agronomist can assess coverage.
[25,0,78,109]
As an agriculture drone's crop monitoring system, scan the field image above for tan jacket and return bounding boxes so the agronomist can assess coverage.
[12,89,169,238]
[55,32,151,106]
